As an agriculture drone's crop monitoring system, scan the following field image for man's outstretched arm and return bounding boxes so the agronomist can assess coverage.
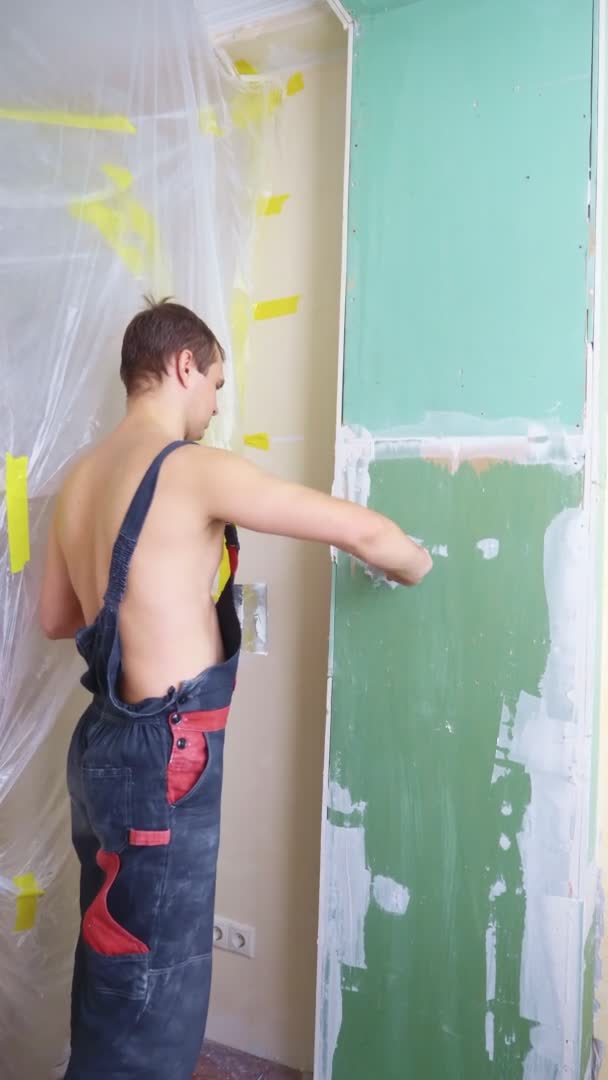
[197,447,433,587]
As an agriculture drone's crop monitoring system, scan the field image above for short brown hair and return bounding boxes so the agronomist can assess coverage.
[120,296,225,395]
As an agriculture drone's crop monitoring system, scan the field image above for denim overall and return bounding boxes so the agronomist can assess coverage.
[65,442,241,1080]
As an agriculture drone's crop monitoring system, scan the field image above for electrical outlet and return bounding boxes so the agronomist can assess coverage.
[213,915,255,959]
[213,916,229,949]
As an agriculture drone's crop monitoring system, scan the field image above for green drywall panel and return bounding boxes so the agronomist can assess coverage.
[343,0,592,432]
[329,459,582,1079]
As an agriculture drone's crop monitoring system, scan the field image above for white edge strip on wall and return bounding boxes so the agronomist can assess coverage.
[591,0,608,1073]
[314,2,355,1078]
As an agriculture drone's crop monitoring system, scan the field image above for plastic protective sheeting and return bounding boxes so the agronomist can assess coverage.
[0,3,276,1074]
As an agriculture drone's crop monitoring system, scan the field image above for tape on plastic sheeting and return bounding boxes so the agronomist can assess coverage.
[5,453,30,574]
[286,72,304,96]
[253,296,300,321]
[0,107,136,133]
[234,59,258,76]
[244,433,270,451]
[199,107,223,136]
[70,164,165,284]
[256,194,289,217]
[13,873,45,932]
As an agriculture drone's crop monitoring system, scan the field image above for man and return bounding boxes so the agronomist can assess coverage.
[40,298,432,1079]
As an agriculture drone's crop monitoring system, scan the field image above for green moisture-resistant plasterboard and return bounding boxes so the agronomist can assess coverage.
[327,459,582,1079]
[343,0,593,431]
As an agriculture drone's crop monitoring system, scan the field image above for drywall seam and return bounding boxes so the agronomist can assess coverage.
[333,424,585,498]
[314,14,353,1072]
[332,5,353,432]
[496,508,587,1076]
[590,0,608,1069]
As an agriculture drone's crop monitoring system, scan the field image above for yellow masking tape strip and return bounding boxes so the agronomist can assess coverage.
[70,164,164,283]
[286,72,304,96]
[199,107,223,136]
[231,89,267,129]
[267,87,284,115]
[101,163,134,192]
[254,296,301,320]
[256,194,289,216]
[244,433,270,451]
[13,873,45,932]
[231,288,251,414]
[235,59,258,76]
[0,107,136,133]
[5,453,30,574]
[212,542,231,603]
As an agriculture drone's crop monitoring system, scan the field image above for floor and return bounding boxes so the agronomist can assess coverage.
[193,1041,305,1080]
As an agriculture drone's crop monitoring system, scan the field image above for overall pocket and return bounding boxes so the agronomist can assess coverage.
[166,708,228,806]
[82,765,131,853]
[82,940,150,1025]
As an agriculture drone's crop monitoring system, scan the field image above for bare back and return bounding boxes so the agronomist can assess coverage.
[56,425,226,703]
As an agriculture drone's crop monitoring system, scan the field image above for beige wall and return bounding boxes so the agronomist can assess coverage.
[207,17,347,1072]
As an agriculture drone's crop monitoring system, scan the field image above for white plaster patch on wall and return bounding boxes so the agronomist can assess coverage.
[486,920,497,1001]
[477,538,500,560]
[318,781,412,1078]
[485,1010,495,1062]
[319,819,371,1079]
[495,507,587,1078]
[492,764,510,784]
[369,415,585,474]
[432,544,449,558]
[328,780,366,816]
[364,567,399,590]
[372,875,410,916]
[332,424,375,506]
[489,877,507,902]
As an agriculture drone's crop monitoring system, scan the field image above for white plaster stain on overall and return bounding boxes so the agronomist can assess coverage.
[494,508,586,1077]
[319,782,411,1078]
[477,538,500,560]
[431,544,449,558]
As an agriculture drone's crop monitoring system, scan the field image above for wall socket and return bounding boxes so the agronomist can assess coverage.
[213,915,255,959]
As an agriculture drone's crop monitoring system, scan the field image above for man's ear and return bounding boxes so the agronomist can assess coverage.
[175,348,194,388]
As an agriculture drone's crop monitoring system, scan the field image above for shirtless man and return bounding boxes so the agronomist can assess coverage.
[39,298,432,1080]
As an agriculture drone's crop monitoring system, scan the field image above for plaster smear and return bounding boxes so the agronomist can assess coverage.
[477,538,500,560]
[372,875,410,915]
[496,507,586,1076]
[318,782,411,1079]
[333,420,584,485]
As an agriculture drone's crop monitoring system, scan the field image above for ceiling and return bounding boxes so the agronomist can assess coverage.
[197,0,321,35]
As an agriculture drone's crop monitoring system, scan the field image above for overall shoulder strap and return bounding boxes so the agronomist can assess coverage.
[104,440,193,610]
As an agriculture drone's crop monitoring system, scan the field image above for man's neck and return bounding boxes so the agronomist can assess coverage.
[124,392,187,442]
